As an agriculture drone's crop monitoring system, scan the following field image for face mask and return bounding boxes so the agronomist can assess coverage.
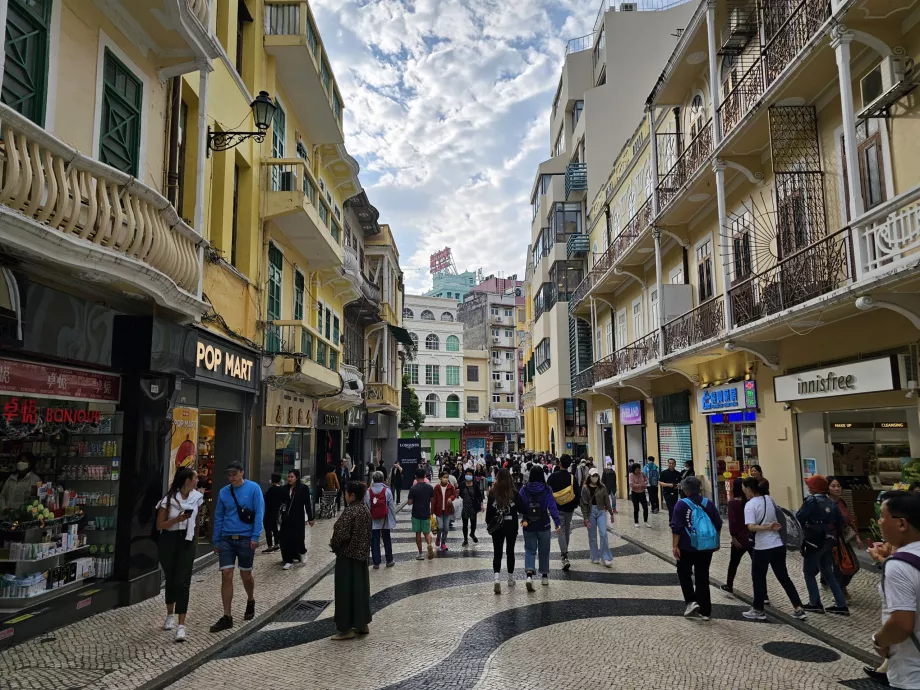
[589,476,599,483]
[465,475,473,481]
[16,462,28,472]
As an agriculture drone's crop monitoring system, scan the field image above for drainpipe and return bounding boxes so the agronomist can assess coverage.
[166,77,182,208]
[194,67,210,301]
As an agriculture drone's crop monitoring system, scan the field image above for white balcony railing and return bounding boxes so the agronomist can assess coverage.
[0,103,203,303]
[188,0,209,26]
[853,185,920,277]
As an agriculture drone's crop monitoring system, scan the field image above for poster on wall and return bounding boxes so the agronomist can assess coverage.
[398,438,422,490]
[170,407,199,485]
[802,458,817,480]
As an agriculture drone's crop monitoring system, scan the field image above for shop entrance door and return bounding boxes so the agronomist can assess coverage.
[625,425,646,468]
[603,427,613,459]
[196,409,243,551]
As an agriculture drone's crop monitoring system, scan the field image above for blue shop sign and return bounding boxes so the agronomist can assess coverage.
[698,381,757,414]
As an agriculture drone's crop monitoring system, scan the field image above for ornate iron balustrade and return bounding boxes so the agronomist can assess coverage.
[718,58,764,137]
[657,121,713,210]
[762,0,829,86]
[852,184,920,276]
[728,228,853,328]
[568,273,594,313]
[612,332,660,376]
[611,197,653,259]
[572,367,596,395]
[663,296,725,355]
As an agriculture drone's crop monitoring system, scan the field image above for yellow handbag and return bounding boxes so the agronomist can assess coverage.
[430,514,438,533]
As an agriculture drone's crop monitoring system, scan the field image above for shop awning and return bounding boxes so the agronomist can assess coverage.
[388,324,414,348]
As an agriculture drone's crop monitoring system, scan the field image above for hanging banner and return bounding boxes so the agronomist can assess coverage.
[0,358,120,402]
[170,407,199,485]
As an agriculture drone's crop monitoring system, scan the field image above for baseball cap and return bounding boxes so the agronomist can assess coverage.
[588,467,600,477]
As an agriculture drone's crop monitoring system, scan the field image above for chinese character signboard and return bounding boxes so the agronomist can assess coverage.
[0,358,120,402]
[698,381,757,414]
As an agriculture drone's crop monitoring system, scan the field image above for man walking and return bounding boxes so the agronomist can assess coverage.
[336,457,350,510]
[643,456,661,514]
[390,460,404,504]
[797,475,849,615]
[659,458,682,520]
[210,461,264,632]
[407,467,435,560]
[547,455,579,570]
[671,476,722,621]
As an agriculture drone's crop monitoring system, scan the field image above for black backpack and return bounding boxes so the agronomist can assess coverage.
[800,495,836,547]
[525,488,544,523]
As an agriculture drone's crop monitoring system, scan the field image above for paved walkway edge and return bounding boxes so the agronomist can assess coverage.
[138,502,407,690]
[584,511,879,667]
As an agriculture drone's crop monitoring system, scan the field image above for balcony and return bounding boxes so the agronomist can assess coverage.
[762,0,829,87]
[263,159,342,269]
[728,228,853,329]
[344,246,381,303]
[565,162,588,200]
[852,184,920,278]
[0,103,205,318]
[594,332,661,384]
[566,233,590,260]
[380,302,399,326]
[718,59,764,138]
[263,322,340,393]
[366,383,399,412]
[663,296,725,355]
[264,1,344,145]
[565,33,594,56]
[657,120,714,211]
[572,367,595,395]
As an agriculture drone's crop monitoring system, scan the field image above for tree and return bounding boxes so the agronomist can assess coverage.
[399,373,425,432]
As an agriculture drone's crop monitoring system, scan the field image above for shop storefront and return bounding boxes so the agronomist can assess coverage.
[653,391,694,491]
[619,401,646,467]
[779,355,919,529]
[258,387,316,488]
[347,406,366,474]
[461,424,490,459]
[698,381,759,509]
[315,408,346,490]
[564,398,589,458]
[596,408,613,461]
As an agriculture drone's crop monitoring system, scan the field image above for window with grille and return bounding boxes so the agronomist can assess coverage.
[425,365,439,385]
[325,309,331,340]
[467,396,479,413]
[446,366,460,386]
[316,340,326,367]
[2,0,51,125]
[425,334,439,350]
[425,394,439,417]
[446,335,459,352]
[405,363,419,385]
[466,365,479,382]
[99,49,143,175]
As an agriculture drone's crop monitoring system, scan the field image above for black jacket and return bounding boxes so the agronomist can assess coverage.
[546,469,579,513]
[602,469,617,496]
[280,482,314,527]
[264,484,286,522]
[485,489,527,532]
[459,481,484,512]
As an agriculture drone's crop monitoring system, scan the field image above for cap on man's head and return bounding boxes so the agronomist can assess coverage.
[226,460,244,473]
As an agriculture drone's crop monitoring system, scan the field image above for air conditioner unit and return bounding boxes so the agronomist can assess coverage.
[493,336,501,343]
[720,6,757,54]
[620,2,638,10]
[858,56,906,117]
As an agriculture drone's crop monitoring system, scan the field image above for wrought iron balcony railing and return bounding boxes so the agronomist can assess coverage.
[565,162,588,199]
[762,0,830,87]
[663,296,725,355]
[718,58,765,137]
[613,331,660,375]
[728,228,853,329]
[657,121,714,210]
[572,367,595,395]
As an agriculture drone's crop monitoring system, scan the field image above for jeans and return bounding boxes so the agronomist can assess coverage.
[677,549,713,616]
[523,529,550,575]
[610,495,617,511]
[436,514,451,546]
[648,485,660,512]
[371,529,393,566]
[631,492,648,523]
[491,526,517,573]
[725,544,750,589]
[803,540,846,608]
[751,546,803,611]
[587,506,612,562]
[263,517,280,549]
[159,531,195,615]
[462,513,478,541]
[557,510,574,556]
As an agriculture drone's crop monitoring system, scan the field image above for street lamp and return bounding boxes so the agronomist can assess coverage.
[207,91,277,155]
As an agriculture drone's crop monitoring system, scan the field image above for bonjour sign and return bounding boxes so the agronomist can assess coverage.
[195,339,255,386]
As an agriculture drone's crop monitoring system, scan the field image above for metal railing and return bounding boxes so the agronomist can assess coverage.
[572,367,596,394]
[718,58,765,137]
[728,228,853,329]
[569,273,594,313]
[264,1,303,35]
[566,233,590,259]
[663,296,725,354]
[565,162,588,200]
[613,331,660,375]
[0,103,201,297]
[612,197,654,259]
[657,120,714,210]
[565,34,595,56]
[851,184,920,276]
[762,0,830,86]
[366,383,399,409]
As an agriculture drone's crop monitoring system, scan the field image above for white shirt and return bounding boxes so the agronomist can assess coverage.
[0,471,41,509]
[744,496,784,551]
[156,489,204,541]
[882,541,920,689]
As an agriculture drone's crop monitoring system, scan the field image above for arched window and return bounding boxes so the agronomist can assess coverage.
[440,312,453,322]
[420,310,434,320]
[446,394,460,419]
[425,334,439,350]
[425,393,439,417]
[403,307,414,320]
[689,94,705,139]
[446,335,460,352]
[409,332,418,347]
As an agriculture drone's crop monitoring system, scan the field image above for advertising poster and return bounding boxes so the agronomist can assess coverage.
[802,457,817,480]
[170,407,199,485]
[398,438,422,490]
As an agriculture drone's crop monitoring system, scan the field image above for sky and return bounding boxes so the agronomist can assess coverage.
[311,0,600,294]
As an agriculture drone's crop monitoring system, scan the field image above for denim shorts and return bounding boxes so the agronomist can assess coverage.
[218,536,255,571]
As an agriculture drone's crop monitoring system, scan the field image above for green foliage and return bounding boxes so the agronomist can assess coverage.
[399,373,425,432]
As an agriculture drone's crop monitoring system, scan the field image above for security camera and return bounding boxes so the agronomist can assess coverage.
[783,403,792,411]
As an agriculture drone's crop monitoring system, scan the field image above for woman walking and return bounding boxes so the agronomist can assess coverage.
[390,460,404,504]
[329,481,373,640]
[520,466,561,591]
[156,467,203,642]
[262,473,285,553]
[365,471,396,568]
[827,476,862,596]
[459,469,484,546]
[581,468,614,566]
[279,470,315,570]
[629,463,650,528]
[720,477,751,595]
[486,468,526,593]
[432,470,457,552]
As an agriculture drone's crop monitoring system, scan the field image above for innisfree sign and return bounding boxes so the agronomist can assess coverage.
[773,356,898,402]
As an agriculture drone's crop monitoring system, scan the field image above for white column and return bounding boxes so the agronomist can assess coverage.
[0,0,9,88]
[648,109,665,354]
[705,0,722,145]
[713,159,733,330]
[194,68,210,235]
[832,26,866,280]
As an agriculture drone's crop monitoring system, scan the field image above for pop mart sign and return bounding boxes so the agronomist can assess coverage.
[773,356,898,402]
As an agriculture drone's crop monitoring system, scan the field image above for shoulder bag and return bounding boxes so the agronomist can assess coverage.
[230,484,256,525]
[552,474,575,505]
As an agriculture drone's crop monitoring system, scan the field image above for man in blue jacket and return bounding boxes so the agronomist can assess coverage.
[210,460,265,632]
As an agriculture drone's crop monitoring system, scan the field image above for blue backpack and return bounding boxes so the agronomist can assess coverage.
[680,497,719,550]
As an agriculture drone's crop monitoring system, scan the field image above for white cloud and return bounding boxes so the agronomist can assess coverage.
[311,0,596,292]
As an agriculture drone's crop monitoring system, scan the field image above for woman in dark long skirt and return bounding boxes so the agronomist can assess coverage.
[329,480,372,640]
[279,470,314,569]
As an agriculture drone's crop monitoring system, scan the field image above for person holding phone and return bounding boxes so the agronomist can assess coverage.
[156,467,203,642]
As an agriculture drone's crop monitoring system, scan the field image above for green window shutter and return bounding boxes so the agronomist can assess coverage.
[446,366,459,386]
[293,271,304,321]
[99,48,143,175]
[332,315,339,344]
[2,0,51,125]
[266,243,283,352]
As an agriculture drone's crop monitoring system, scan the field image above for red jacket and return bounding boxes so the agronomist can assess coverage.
[431,482,457,516]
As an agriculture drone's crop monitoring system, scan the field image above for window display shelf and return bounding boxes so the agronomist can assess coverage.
[0,544,89,564]
[0,576,95,607]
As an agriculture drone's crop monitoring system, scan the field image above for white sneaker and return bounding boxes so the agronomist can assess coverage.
[175,625,187,642]
[526,576,535,592]
[507,574,515,587]
[163,614,177,631]
[541,575,549,586]
[634,523,640,528]
[282,563,292,570]
[591,559,600,565]
[493,574,501,594]
[742,607,767,621]
[683,602,700,618]
[645,523,652,529]
[603,559,612,568]
[415,552,425,560]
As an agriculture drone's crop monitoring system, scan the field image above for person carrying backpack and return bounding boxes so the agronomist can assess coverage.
[872,490,920,690]
[643,456,661,514]
[796,475,849,616]
[364,471,395,569]
[741,477,807,622]
[670,475,722,620]
[519,465,561,591]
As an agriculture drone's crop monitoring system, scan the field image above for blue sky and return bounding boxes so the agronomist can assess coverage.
[311,0,598,293]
